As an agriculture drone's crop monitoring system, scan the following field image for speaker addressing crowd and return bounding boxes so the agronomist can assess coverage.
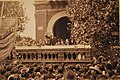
[0,0,119,80]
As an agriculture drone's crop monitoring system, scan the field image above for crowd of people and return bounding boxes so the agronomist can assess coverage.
[15,35,78,47]
[68,0,119,47]
[2,0,118,79]
[16,36,39,46]
[0,53,120,80]
[43,34,88,46]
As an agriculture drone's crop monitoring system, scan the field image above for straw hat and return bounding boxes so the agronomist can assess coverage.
[7,74,19,80]
[20,67,29,73]
[89,65,101,73]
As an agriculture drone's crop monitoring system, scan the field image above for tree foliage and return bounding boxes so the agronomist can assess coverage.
[2,1,28,33]
[68,0,119,53]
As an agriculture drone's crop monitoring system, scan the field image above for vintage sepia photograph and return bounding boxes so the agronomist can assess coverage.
[0,0,119,80]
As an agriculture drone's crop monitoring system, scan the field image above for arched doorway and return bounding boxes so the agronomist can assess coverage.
[53,17,71,40]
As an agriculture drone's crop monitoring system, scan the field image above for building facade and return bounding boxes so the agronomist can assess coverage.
[34,0,70,41]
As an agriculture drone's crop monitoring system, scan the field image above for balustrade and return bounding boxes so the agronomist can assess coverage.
[16,51,91,62]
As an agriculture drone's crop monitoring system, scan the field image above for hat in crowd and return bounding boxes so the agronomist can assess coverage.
[12,60,19,65]
[20,67,29,73]
[35,67,41,72]
[64,70,77,80]
[56,73,63,79]
[44,72,55,80]
[96,75,108,80]
[105,63,112,70]
[89,65,101,73]
[58,66,63,73]
[7,74,19,80]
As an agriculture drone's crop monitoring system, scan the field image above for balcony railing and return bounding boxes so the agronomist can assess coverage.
[15,45,92,63]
